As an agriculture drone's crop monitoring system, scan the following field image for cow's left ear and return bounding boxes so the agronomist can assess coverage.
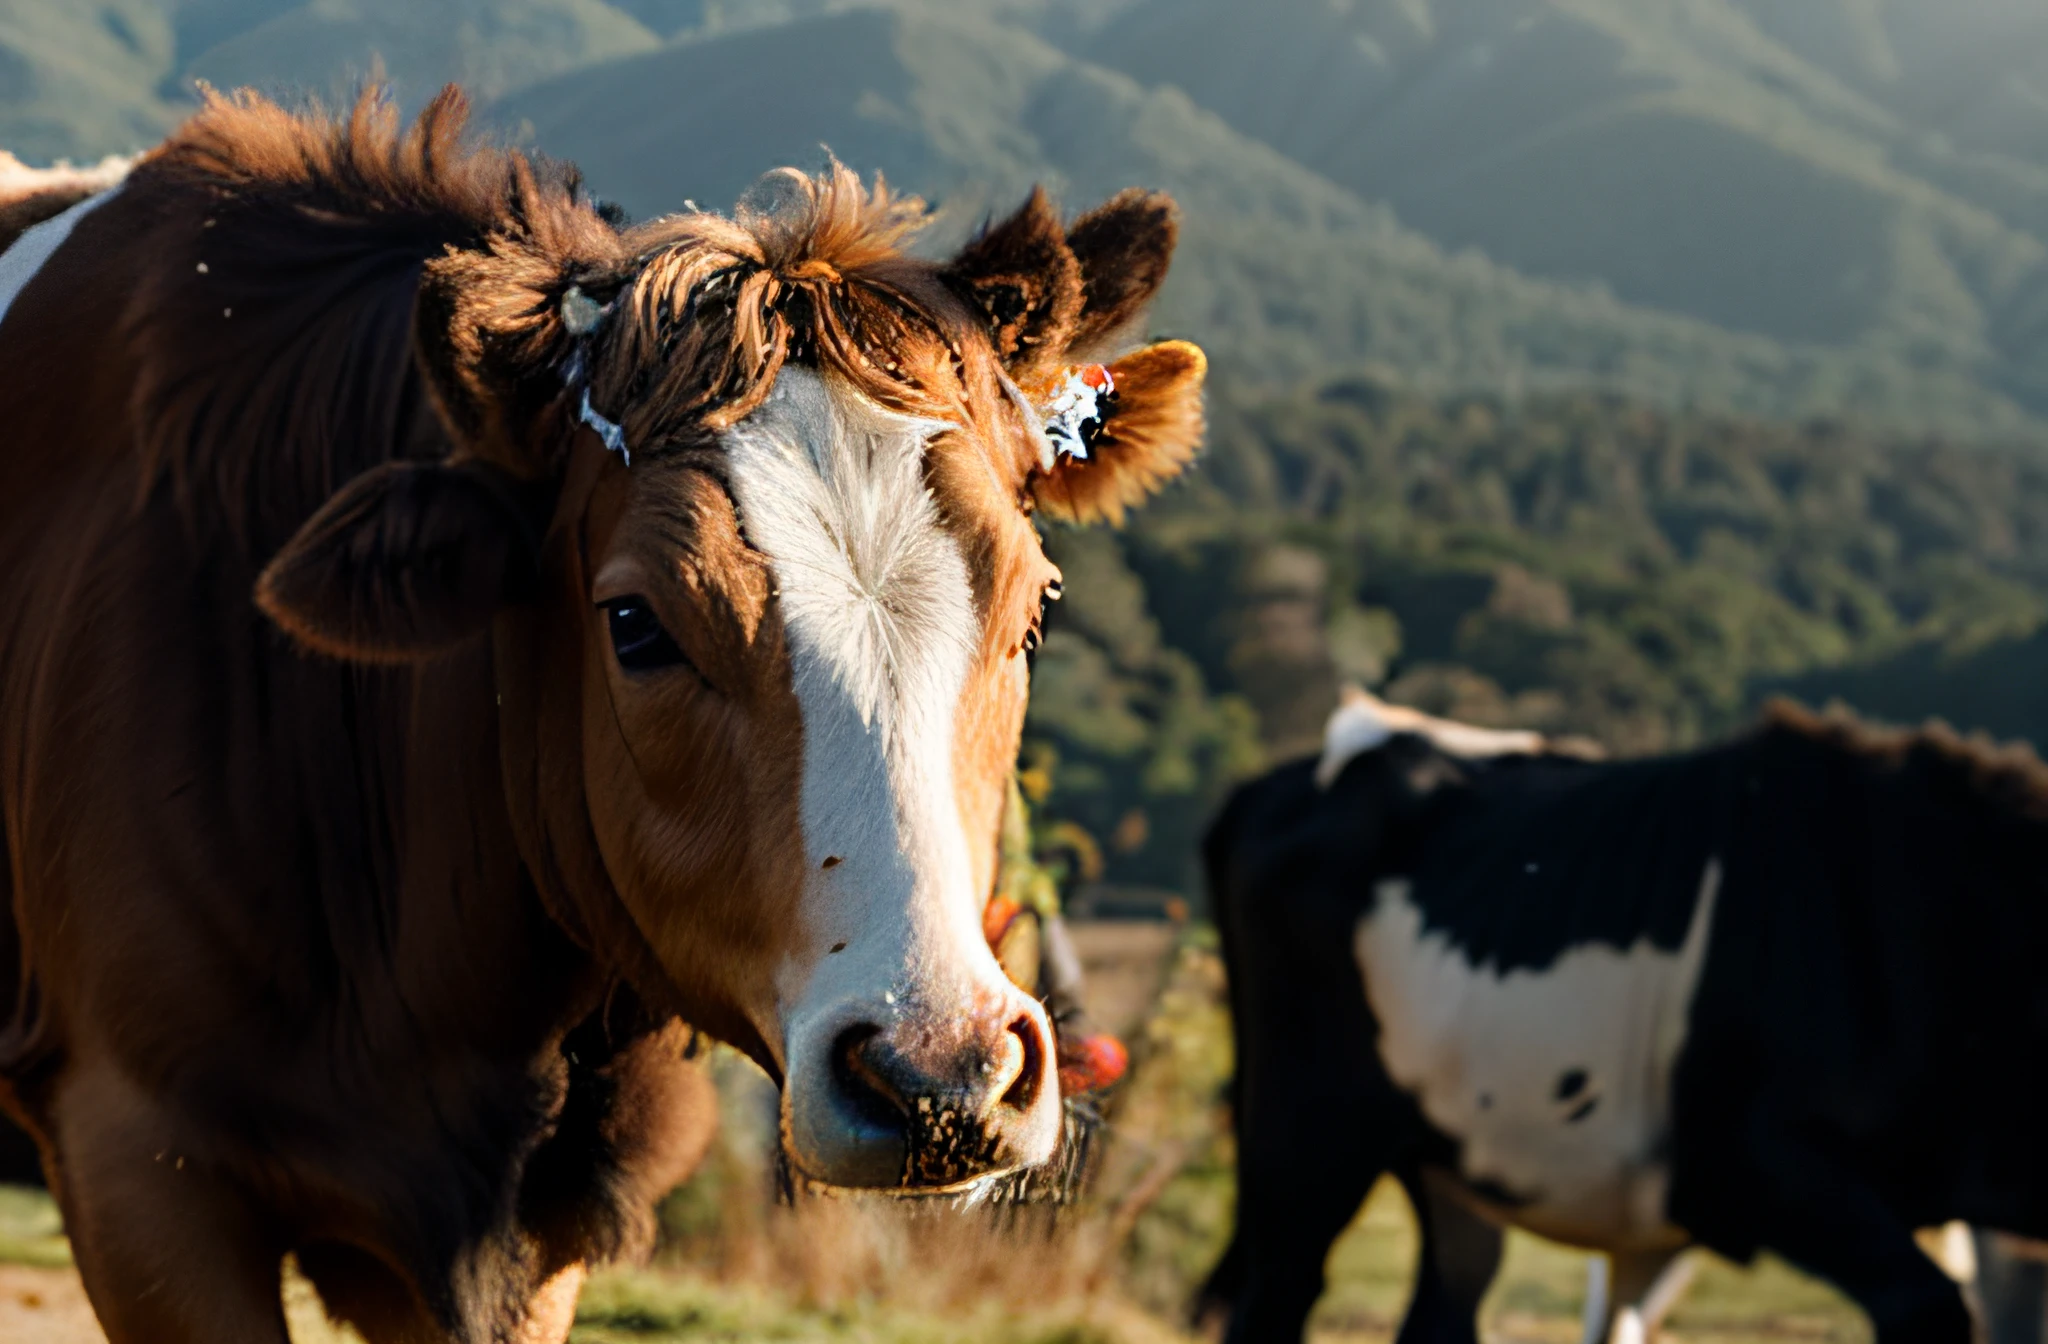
[255,459,548,663]
[1029,340,1206,525]
[942,187,1083,379]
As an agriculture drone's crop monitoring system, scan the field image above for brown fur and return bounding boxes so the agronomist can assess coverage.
[0,186,99,251]
[0,84,1202,1344]
[0,88,706,1344]
[1062,189,1179,357]
[943,185,1084,378]
[129,87,624,540]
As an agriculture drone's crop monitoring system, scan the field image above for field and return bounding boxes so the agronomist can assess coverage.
[0,926,1876,1344]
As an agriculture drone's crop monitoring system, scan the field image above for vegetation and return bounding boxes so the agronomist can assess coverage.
[0,942,1876,1344]
[577,945,1871,1342]
[1026,376,2048,893]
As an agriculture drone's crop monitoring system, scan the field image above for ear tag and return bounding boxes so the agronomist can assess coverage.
[1043,364,1115,465]
[578,389,630,466]
[561,284,606,336]
[558,287,631,465]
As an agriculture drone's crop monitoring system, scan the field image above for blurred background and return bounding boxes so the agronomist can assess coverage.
[3,0,2046,1339]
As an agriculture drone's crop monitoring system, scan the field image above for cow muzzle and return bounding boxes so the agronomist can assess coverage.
[784,989,1061,1191]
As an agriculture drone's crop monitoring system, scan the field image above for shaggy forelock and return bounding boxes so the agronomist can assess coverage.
[582,163,999,462]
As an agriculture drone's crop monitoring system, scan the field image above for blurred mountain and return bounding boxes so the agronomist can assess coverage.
[186,0,662,105]
[489,2,2041,433]
[1726,0,2048,167]
[0,1,186,163]
[1085,0,2048,420]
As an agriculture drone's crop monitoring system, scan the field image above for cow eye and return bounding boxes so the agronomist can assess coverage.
[602,598,688,673]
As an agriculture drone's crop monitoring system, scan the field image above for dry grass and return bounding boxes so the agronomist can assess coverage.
[0,931,1872,1344]
[564,933,1868,1344]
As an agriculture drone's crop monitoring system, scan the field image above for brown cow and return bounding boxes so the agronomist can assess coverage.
[0,87,1204,1343]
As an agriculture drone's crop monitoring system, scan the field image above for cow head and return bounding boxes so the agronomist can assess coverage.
[255,164,1203,1191]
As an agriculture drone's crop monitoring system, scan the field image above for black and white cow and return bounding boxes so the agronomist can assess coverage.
[1199,689,2048,1344]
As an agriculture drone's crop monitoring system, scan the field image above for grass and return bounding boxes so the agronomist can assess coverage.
[0,935,1876,1344]
[549,936,1869,1344]
[0,1183,70,1270]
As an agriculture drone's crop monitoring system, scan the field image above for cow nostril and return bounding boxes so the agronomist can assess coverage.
[998,1014,1044,1112]
[832,1023,907,1128]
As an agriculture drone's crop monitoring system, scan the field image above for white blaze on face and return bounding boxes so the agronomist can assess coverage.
[0,186,122,331]
[723,367,993,1052]
[1354,858,1721,1249]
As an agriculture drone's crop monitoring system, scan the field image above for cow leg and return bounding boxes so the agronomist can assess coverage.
[1223,1122,1382,1343]
[48,1066,290,1344]
[1742,1109,1972,1344]
[1583,1257,1614,1344]
[509,1262,586,1344]
[1220,1024,1389,1343]
[1603,1249,1696,1344]
[1973,1230,2047,1344]
[1396,1169,1502,1344]
[294,1242,447,1344]
[1204,783,1398,1344]
[301,1243,586,1343]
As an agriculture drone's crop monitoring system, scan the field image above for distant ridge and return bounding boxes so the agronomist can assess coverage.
[1085,0,2048,421]
[493,3,2045,437]
[0,0,2043,436]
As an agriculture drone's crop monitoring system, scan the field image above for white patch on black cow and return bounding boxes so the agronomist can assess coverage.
[0,187,120,330]
[1354,857,1720,1249]
[1317,686,1546,788]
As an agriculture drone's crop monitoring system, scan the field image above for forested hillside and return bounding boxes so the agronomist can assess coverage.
[1030,378,2048,891]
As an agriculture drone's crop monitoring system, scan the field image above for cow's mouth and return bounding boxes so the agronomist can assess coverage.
[775,1093,1103,1205]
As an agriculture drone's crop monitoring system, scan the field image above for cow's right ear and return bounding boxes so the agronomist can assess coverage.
[411,169,630,463]
[255,460,546,663]
[413,240,577,461]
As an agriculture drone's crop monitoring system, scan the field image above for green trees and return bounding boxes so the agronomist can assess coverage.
[1025,380,2048,892]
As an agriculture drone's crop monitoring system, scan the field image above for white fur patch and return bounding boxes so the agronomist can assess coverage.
[0,151,129,199]
[0,185,121,331]
[1317,685,1545,787]
[1354,857,1720,1248]
[722,368,990,1036]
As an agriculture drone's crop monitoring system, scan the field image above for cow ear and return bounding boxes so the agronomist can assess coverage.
[1064,189,1179,357]
[414,242,575,461]
[1030,340,1206,525]
[943,187,1083,378]
[412,166,629,463]
[256,460,546,663]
